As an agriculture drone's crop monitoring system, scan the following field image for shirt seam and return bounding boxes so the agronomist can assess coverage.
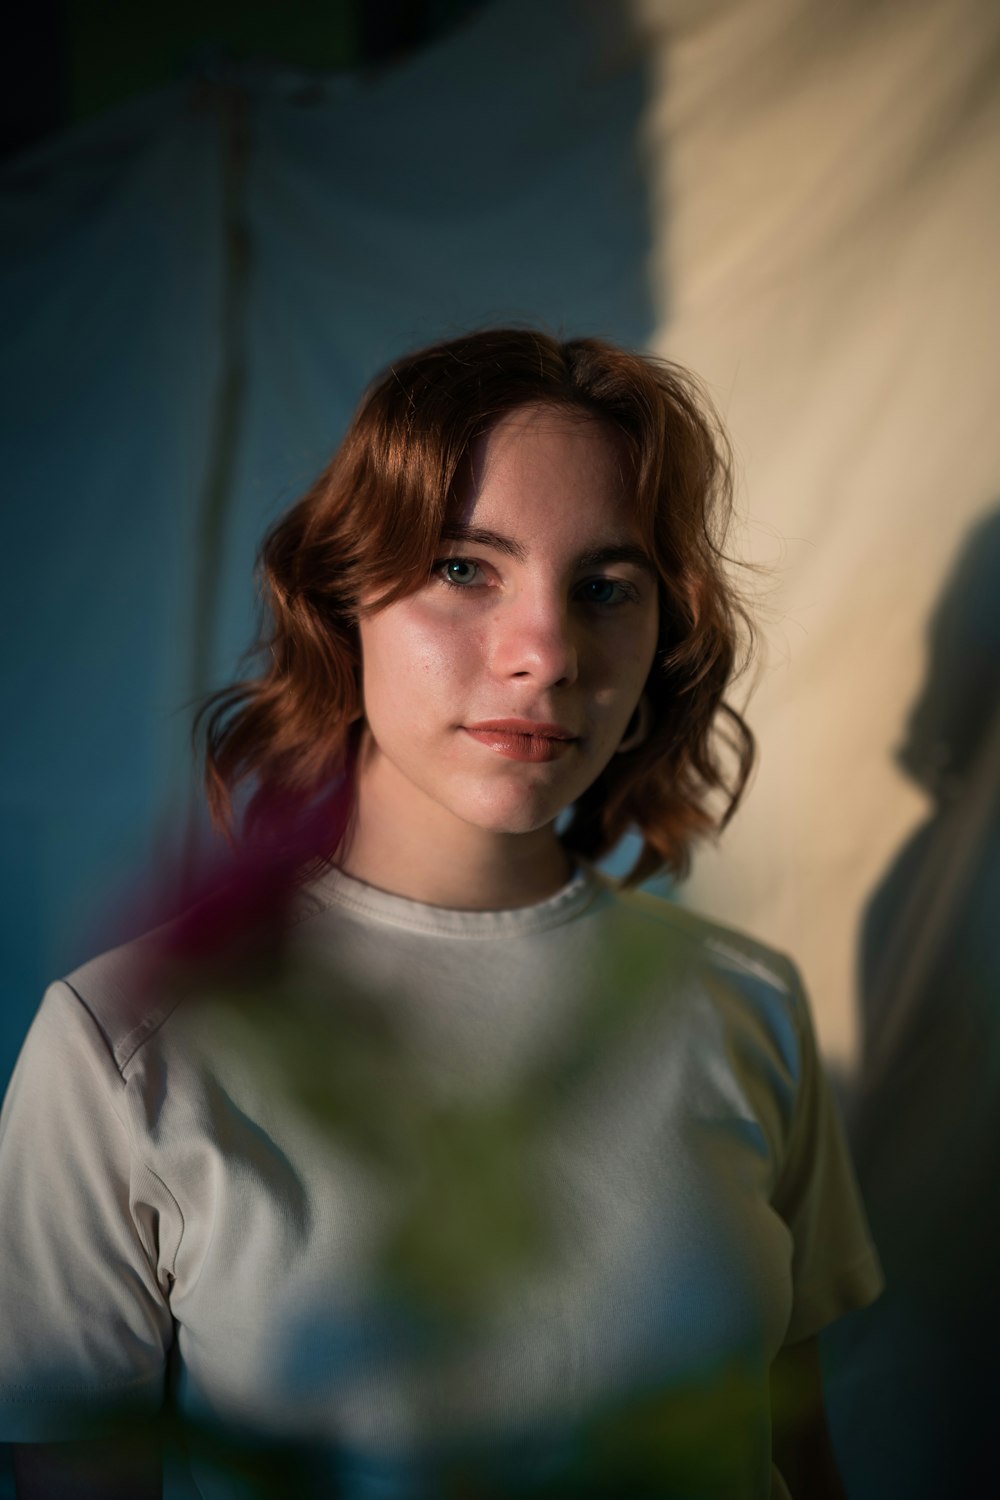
[62,980,182,1079]
[141,1165,186,1282]
[55,983,185,1290]
[305,880,604,938]
[794,1245,883,1299]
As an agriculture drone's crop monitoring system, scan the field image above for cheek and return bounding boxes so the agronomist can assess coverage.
[360,605,483,717]
[597,619,658,697]
[631,610,660,689]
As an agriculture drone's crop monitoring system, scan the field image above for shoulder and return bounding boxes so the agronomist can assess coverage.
[590,877,812,1079]
[599,876,803,999]
[56,924,184,1078]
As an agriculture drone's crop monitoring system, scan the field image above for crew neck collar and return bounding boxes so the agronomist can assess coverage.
[304,859,607,939]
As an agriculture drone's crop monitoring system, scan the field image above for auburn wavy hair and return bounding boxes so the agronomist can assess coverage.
[198,328,755,886]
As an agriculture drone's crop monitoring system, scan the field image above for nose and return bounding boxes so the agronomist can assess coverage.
[490,589,579,687]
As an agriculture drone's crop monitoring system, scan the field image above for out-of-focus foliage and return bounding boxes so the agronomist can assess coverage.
[159,863,672,1328]
[134,838,786,1492]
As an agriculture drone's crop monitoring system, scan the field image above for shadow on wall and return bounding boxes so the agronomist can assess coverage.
[824,505,1000,1500]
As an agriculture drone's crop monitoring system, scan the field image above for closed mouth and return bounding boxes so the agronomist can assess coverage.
[464,719,577,740]
[462,721,579,764]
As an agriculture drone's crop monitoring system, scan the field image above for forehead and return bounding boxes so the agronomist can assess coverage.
[458,404,634,529]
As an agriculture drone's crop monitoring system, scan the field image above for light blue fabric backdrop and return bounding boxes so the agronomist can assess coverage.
[0,0,658,1089]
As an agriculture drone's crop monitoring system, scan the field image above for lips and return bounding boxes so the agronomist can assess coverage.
[466,719,576,739]
[463,718,579,763]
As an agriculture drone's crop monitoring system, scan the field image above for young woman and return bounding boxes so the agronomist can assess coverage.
[0,330,882,1498]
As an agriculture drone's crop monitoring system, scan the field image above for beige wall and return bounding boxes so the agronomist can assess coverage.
[633,0,1000,1063]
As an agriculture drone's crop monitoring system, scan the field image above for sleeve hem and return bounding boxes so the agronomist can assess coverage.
[0,1372,165,1443]
[783,1247,886,1346]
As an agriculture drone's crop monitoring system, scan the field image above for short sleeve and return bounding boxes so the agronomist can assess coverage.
[0,982,174,1440]
[771,970,884,1345]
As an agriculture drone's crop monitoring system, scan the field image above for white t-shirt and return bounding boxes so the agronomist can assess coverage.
[0,863,882,1497]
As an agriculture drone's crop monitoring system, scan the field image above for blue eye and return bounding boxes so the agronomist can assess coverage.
[437,558,482,587]
[579,578,634,606]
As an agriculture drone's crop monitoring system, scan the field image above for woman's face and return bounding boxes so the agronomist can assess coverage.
[355,405,660,848]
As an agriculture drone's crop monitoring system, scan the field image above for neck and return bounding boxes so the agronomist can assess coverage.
[337,754,573,911]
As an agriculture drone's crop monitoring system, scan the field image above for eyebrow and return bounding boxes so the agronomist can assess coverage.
[440,524,655,576]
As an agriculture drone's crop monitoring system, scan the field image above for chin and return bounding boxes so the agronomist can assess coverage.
[458,788,567,837]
